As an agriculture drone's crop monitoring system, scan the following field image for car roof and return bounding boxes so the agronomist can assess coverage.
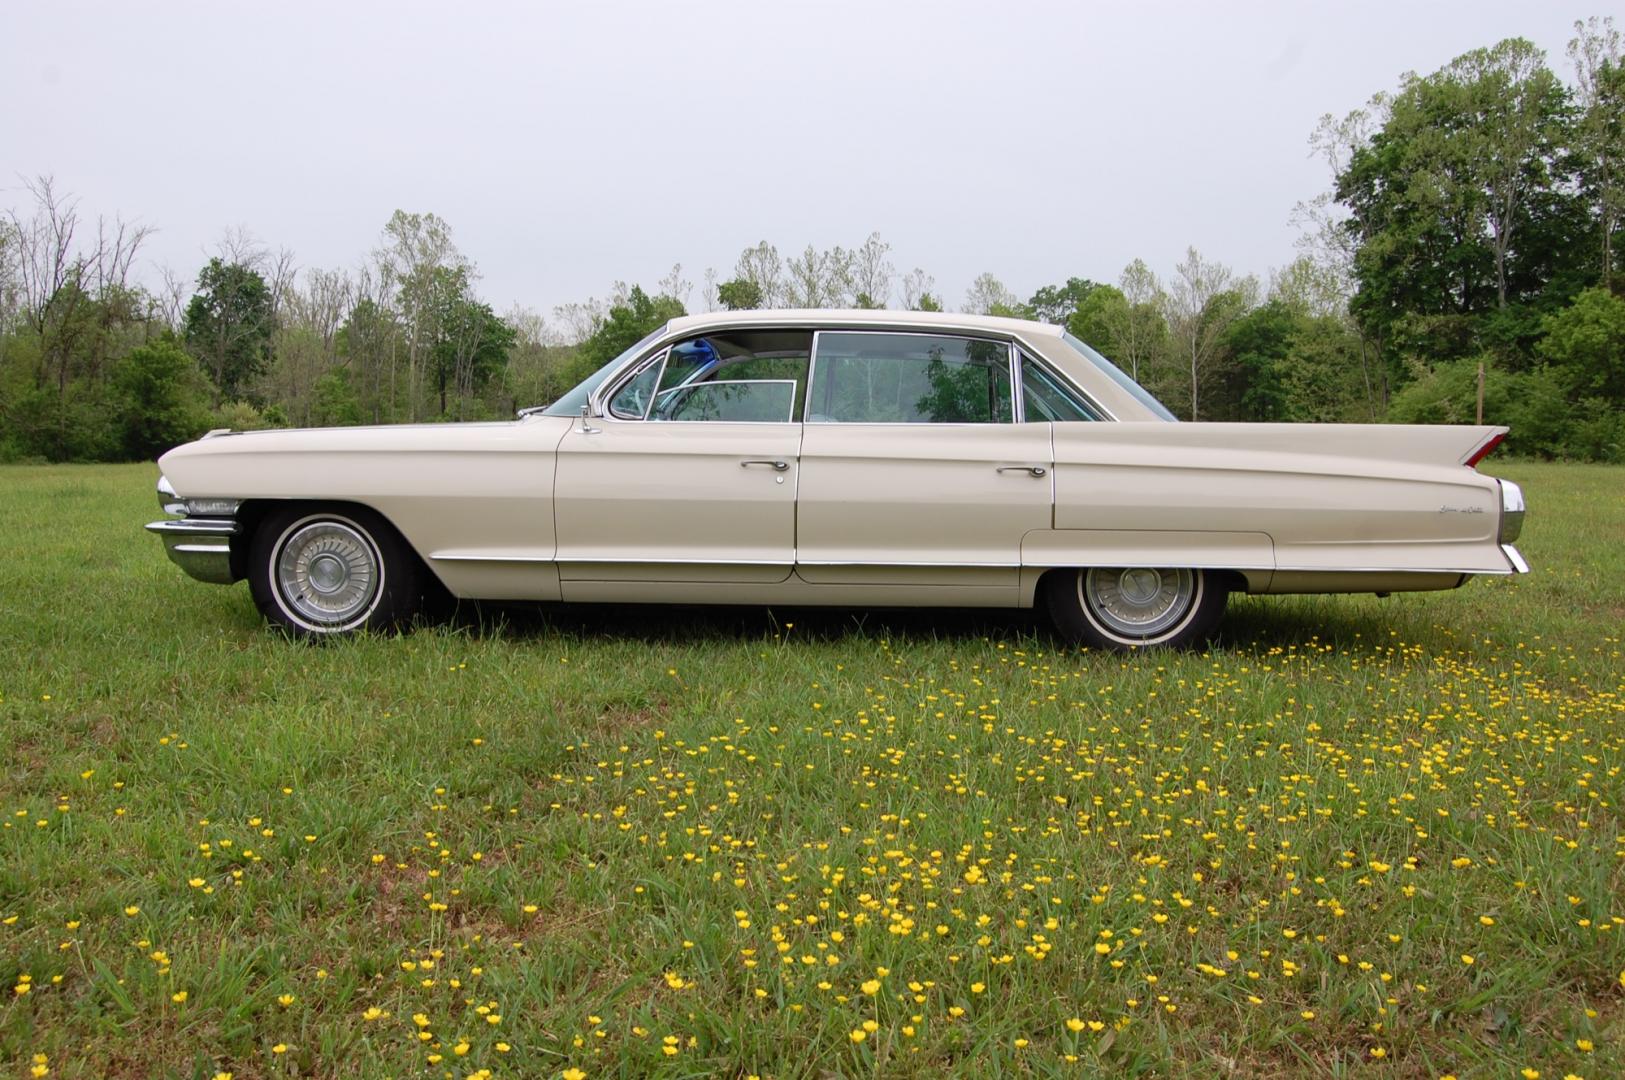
[664,308,1066,338]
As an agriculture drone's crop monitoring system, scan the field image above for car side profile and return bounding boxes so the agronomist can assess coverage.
[147,309,1527,648]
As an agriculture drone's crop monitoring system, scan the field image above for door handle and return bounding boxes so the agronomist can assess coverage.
[740,459,790,472]
[996,465,1047,477]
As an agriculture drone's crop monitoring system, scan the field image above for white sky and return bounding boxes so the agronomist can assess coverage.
[0,0,1601,322]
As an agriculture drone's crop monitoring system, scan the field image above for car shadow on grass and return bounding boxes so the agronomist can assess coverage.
[446,599,1049,647]
[440,593,1442,659]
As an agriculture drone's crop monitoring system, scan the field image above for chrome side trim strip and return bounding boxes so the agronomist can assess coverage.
[797,559,1020,568]
[431,553,794,566]
[1272,564,1514,575]
[430,553,561,563]
[1022,560,1276,571]
[430,552,1518,575]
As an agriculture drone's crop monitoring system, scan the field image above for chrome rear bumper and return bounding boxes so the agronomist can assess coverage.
[145,518,240,584]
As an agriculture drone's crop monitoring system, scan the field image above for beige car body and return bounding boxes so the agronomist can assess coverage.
[151,309,1527,614]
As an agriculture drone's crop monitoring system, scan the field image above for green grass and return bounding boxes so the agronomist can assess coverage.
[1,460,1621,1079]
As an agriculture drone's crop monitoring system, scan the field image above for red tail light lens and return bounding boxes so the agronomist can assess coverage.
[1465,432,1504,469]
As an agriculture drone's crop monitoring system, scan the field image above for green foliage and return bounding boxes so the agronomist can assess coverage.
[111,339,214,458]
[0,380,117,462]
[1500,364,1579,456]
[1564,395,1625,461]
[1315,31,1625,456]
[336,297,404,423]
[1280,315,1379,422]
[183,258,275,401]
[1387,356,1507,427]
[426,271,515,418]
[1353,36,1601,372]
[1027,277,1099,325]
[717,278,763,310]
[1538,285,1625,398]
[561,286,685,389]
[1065,284,1124,352]
[1384,355,1618,459]
[214,400,284,431]
[310,368,363,427]
[1219,300,1299,421]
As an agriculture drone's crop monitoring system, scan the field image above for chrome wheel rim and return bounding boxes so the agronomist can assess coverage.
[1082,567,1196,639]
[274,519,380,629]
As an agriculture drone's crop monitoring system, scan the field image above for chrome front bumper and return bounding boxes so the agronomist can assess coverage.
[145,518,240,584]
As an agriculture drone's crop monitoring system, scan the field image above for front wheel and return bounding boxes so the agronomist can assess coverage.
[1044,566,1227,650]
[248,504,428,637]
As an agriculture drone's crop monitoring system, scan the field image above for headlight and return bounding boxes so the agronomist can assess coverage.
[156,476,241,518]
[1499,480,1524,544]
[184,497,243,518]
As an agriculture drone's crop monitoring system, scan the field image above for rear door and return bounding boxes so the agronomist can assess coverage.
[795,330,1053,587]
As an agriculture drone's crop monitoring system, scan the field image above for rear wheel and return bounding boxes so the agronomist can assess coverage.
[1045,566,1226,650]
[249,504,428,636]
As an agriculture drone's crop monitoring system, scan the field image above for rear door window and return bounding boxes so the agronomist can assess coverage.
[807,332,1014,423]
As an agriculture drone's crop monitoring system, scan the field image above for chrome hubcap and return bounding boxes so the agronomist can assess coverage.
[275,520,380,627]
[1083,567,1196,638]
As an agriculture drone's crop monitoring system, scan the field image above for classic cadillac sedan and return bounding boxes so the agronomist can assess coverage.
[147,309,1527,648]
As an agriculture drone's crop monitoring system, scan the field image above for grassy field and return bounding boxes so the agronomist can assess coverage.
[0,460,1621,1080]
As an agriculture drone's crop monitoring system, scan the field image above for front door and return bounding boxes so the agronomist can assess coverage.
[552,330,810,583]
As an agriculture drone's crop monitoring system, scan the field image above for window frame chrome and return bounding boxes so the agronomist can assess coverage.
[605,347,671,420]
[586,319,1122,424]
[1015,347,1107,422]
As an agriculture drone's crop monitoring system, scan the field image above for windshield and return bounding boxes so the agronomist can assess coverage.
[537,325,669,417]
[1060,331,1178,421]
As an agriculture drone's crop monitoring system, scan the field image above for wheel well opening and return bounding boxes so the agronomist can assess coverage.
[232,499,450,602]
[1038,566,1248,588]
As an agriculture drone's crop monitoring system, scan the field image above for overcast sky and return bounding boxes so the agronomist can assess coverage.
[0,1,1602,324]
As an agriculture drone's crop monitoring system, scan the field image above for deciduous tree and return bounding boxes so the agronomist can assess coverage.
[717,278,763,310]
[1163,248,1257,420]
[1027,277,1098,325]
[1569,17,1625,286]
[373,210,466,420]
[784,244,852,308]
[734,241,784,308]
[963,272,1022,316]
[184,258,274,402]
[850,232,894,309]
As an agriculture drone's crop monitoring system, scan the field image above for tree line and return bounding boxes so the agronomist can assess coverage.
[1,18,1620,462]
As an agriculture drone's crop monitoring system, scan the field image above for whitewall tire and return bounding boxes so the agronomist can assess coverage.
[1045,566,1227,650]
[249,505,426,636]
